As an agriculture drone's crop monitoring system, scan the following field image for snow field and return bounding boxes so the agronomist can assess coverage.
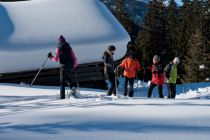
[0,82,210,140]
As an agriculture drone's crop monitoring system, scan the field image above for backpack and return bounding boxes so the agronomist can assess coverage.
[58,42,73,66]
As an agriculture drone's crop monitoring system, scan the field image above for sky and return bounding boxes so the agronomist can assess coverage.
[176,0,183,5]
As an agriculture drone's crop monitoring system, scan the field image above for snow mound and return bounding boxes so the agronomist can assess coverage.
[177,87,210,99]
[0,0,130,73]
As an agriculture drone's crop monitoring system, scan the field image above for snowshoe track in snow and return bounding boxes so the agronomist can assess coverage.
[0,93,117,116]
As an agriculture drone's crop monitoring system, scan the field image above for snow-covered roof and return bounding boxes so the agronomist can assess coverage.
[0,0,130,73]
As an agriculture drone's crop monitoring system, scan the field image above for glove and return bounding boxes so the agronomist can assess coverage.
[115,66,119,71]
[48,52,53,58]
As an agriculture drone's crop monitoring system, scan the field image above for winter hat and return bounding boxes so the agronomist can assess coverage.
[59,35,66,43]
[173,57,180,64]
[153,55,160,61]
[108,45,116,51]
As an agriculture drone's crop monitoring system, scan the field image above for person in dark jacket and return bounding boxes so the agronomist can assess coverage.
[102,45,119,96]
[164,57,180,99]
[147,55,164,98]
[48,35,77,99]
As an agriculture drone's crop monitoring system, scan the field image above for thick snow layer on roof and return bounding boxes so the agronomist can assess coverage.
[0,0,130,73]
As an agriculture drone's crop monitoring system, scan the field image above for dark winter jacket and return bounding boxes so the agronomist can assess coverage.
[51,42,77,68]
[57,42,74,67]
[102,51,115,74]
[150,63,164,85]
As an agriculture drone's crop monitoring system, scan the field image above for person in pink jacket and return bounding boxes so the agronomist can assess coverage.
[48,35,77,99]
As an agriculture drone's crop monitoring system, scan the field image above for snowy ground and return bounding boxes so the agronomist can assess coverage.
[0,80,210,140]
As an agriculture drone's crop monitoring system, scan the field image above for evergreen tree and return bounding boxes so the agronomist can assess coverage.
[175,0,194,80]
[115,0,124,20]
[136,0,168,66]
[115,0,139,41]
[201,0,210,81]
[184,0,208,82]
[176,0,194,57]
[184,29,203,82]
[165,0,179,58]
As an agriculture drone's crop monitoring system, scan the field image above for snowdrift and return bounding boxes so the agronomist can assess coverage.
[0,0,130,74]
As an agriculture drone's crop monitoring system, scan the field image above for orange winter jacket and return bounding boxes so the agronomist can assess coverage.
[119,58,141,78]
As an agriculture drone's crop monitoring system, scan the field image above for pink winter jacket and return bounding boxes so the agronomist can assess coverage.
[51,48,78,67]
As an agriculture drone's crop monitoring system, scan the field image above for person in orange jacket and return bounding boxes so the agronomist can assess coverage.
[118,51,141,97]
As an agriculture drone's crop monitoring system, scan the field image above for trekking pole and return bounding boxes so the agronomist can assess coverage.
[115,67,118,96]
[136,73,140,97]
[30,57,49,86]
[74,70,81,94]
[141,68,146,97]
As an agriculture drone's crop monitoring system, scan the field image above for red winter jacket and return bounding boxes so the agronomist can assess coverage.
[149,63,164,85]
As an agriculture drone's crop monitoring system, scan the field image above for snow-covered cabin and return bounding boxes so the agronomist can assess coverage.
[0,0,130,74]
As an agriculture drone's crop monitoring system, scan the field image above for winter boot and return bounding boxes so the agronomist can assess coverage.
[129,91,134,97]
[123,92,127,96]
[107,91,112,96]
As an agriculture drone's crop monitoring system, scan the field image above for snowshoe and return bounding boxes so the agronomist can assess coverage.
[67,89,84,99]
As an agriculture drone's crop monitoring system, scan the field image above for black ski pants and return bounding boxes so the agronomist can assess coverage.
[60,67,73,99]
[123,77,134,97]
[166,83,176,99]
[106,72,119,96]
[147,83,164,98]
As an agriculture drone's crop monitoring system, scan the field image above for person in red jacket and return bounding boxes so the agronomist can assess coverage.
[118,51,141,97]
[147,55,164,98]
